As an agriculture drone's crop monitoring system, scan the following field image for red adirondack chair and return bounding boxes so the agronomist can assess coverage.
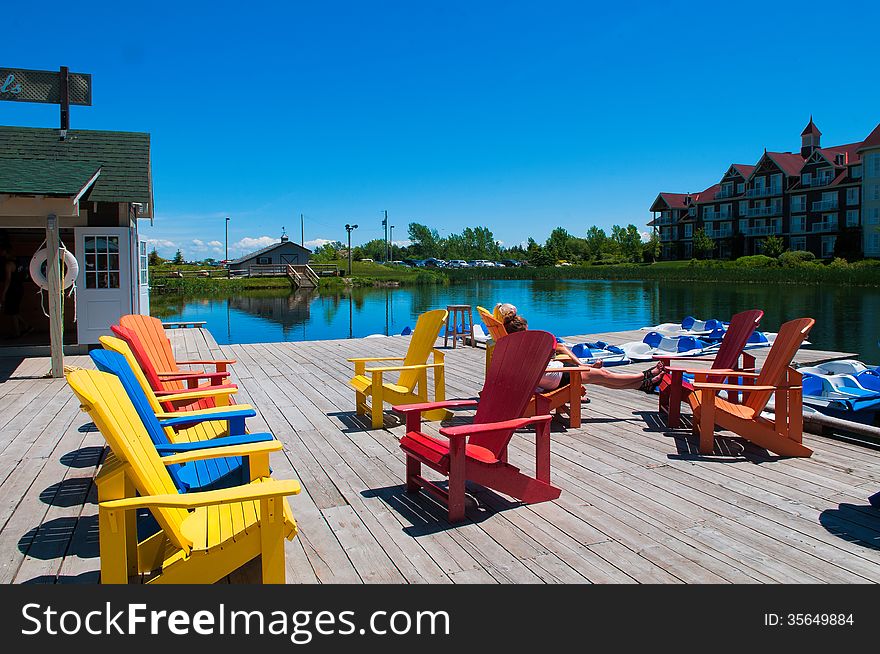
[655,309,764,427]
[111,324,237,412]
[395,330,559,522]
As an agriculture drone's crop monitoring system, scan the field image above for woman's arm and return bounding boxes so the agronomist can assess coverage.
[555,343,581,366]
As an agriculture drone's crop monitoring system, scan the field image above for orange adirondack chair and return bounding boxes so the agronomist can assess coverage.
[120,314,236,378]
[396,329,559,522]
[477,304,588,428]
[690,317,814,457]
[111,324,236,412]
[655,309,764,427]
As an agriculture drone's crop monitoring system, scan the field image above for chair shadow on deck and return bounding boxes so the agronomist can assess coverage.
[362,483,522,536]
[633,410,785,463]
[18,515,99,563]
[819,503,880,550]
[40,478,95,507]
[329,403,481,434]
[60,444,105,469]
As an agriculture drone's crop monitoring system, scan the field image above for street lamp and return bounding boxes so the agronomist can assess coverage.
[225,215,230,277]
[345,223,358,275]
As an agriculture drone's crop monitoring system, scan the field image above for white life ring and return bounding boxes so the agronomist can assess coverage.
[29,247,79,290]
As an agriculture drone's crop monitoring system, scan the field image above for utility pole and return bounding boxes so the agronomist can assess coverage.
[301,213,304,247]
[389,224,395,261]
[345,223,358,275]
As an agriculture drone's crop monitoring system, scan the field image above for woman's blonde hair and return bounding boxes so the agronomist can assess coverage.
[493,303,517,321]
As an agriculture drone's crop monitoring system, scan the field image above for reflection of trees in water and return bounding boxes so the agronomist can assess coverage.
[149,296,188,319]
[229,289,315,334]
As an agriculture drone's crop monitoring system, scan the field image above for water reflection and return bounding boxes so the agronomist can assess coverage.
[151,279,880,358]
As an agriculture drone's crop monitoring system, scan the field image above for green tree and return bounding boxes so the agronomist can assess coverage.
[642,232,660,263]
[545,227,573,262]
[148,248,163,266]
[761,235,785,258]
[585,226,608,260]
[407,223,441,258]
[172,249,184,265]
[692,229,715,259]
[311,241,344,263]
[611,224,643,262]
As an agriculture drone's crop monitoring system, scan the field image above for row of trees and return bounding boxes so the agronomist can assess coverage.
[311,222,656,265]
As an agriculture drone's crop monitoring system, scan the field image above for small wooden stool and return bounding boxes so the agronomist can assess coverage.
[444,305,475,348]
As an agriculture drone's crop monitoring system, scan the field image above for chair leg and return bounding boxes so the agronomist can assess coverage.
[405,456,421,493]
[260,497,286,584]
[447,438,466,522]
[699,397,715,454]
[355,390,366,415]
[666,370,683,428]
[371,377,384,429]
[99,507,131,584]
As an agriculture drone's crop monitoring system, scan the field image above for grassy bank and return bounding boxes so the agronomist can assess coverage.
[445,259,880,286]
[150,257,880,296]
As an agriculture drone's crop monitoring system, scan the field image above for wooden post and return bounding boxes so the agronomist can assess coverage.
[46,214,64,377]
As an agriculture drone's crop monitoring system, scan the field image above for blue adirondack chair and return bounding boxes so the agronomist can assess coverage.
[90,349,274,492]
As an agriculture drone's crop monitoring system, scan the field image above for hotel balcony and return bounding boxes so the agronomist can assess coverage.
[659,230,678,241]
[714,189,740,200]
[745,205,781,217]
[747,225,782,237]
[804,176,834,187]
[704,228,733,239]
[811,221,838,233]
[745,186,783,198]
[702,211,732,221]
[811,200,839,211]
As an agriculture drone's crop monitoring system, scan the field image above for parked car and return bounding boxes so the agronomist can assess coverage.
[360,258,374,263]
[500,259,523,267]
[423,258,445,268]
[447,259,469,268]
[471,260,494,267]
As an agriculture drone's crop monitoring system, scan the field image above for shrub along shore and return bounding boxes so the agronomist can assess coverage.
[150,255,880,296]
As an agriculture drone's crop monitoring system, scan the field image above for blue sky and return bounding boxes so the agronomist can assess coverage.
[4,0,879,259]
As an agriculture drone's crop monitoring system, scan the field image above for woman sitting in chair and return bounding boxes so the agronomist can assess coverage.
[503,314,665,393]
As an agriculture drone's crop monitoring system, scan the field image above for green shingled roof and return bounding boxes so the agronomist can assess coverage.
[0,126,151,203]
[0,159,101,196]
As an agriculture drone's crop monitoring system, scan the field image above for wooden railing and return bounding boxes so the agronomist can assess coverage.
[286,264,319,288]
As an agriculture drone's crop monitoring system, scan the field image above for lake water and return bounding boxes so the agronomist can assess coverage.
[151,279,880,360]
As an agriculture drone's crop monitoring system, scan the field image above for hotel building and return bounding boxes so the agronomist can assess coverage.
[649,119,880,260]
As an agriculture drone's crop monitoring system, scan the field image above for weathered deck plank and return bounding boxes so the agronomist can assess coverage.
[0,327,878,584]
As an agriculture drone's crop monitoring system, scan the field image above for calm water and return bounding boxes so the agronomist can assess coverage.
[151,280,880,360]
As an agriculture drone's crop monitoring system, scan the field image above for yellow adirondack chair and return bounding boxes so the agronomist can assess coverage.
[100,335,239,443]
[67,369,300,584]
[348,308,448,428]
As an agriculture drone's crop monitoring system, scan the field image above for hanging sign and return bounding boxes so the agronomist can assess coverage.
[0,67,92,105]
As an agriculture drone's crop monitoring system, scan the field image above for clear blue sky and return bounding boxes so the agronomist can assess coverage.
[4,0,879,259]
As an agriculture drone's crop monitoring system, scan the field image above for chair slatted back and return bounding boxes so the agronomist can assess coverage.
[99,336,226,440]
[745,317,815,413]
[120,314,180,377]
[67,370,192,552]
[476,306,508,342]
[111,323,182,392]
[398,309,448,391]
[713,309,764,371]
[468,330,556,457]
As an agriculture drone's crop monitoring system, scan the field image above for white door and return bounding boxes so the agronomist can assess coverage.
[75,227,133,345]
[136,237,150,316]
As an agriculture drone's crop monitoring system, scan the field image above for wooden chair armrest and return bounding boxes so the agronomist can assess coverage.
[159,440,282,465]
[347,356,406,363]
[693,382,797,392]
[365,363,444,373]
[156,387,238,402]
[440,415,553,438]
[99,479,301,511]
[392,400,479,414]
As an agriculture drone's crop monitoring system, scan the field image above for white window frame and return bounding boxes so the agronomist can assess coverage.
[790,236,806,251]
[846,187,859,205]
[846,210,859,227]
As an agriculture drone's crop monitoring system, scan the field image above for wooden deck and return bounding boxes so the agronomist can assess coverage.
[1,327,879,584]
